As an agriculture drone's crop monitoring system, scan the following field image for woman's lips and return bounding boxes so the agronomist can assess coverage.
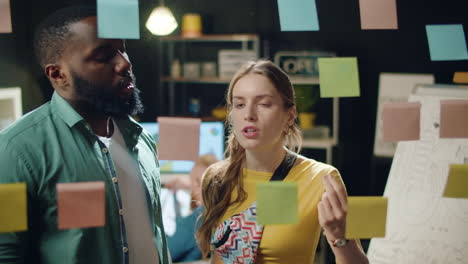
[242,126,259,138]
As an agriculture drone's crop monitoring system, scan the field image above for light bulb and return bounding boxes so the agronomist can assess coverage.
[145,7,178,36]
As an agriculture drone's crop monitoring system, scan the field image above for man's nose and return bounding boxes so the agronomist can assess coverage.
[115,50,131,75]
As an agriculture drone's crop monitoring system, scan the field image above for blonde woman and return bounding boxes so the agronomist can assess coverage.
[196,60,368,264]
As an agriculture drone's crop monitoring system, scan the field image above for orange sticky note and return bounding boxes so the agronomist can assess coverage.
[359,0,398,30]
[0,183,27,233]
[453,72,468,84]
[57,182,105,230]
[0,0,12,33]
[382,102,421,141]
[157,117,201,161]
[440,100,468,138]
[443,164,468,198]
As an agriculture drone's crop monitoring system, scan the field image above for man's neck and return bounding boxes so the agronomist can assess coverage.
[67,99,114,138]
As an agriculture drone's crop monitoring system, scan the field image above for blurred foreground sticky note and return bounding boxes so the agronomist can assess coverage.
[453,72,468,84]
[440,100,468,138]
[277,0,319,31]
[0,0,12,33]
[318,57,360,98]
[257,182,298,225]
[359,0,398,30]
[425,24,468,61]
[97,0,140,39]
[57,182,105,230]
[346,196,387,239]
[157,117,201,161]
[382,102,420,141]
[0,183,27,232]
[443,164,468,198]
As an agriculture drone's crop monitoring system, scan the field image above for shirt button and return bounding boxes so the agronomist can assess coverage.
[119,209,124,215]
[122,247,128,253]
[102,147,109,153]
[112,177,118,183]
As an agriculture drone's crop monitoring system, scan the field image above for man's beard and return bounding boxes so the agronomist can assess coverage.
[71,71,144,119]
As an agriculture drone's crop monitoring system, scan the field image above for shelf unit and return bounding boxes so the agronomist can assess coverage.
[158,34,260,116]
[158,35,338,164]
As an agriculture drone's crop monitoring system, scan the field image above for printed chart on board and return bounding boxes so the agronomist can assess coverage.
[368,92,468,264]
[373,73,434,157]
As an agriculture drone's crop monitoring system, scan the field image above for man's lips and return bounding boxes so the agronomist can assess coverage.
[118,79,135,96]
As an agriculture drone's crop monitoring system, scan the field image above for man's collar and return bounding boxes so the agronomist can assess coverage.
[50,92,84,127]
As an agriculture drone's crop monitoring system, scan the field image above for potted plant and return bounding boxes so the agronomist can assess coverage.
[294,85,320,129]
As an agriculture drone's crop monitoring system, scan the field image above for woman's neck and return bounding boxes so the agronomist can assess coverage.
[244,145,287,173]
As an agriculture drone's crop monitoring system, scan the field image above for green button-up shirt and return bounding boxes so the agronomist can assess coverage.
[0,92,169,264]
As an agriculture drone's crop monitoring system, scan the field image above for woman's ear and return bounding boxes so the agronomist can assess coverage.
[287,106,297,126]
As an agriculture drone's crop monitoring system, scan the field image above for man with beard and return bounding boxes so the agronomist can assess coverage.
[0,5,170,264]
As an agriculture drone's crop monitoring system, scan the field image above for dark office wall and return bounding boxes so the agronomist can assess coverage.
[1,0,467,195]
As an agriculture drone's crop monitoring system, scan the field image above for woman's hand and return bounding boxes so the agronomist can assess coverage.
[318,173,348,242]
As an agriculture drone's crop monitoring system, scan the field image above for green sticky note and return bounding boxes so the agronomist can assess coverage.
[0,183,27,233]
[318,57,360,98]
[277,0,319,31]
[97,0,140,39]
[426,24,468,61]
[346,196,387,239]
[257,182,298,225]
[443,164,468,198]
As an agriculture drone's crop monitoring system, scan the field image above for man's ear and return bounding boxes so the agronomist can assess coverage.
[44,64,71,92]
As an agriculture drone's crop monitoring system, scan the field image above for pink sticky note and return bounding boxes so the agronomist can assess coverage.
[0,0,12,33]
[57,182,105,230]
[157,117,201,161]
[359,0,398,30]
[440,100,468,138]
[382,102,420,141]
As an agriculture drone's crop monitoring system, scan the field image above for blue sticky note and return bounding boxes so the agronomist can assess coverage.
[97,0,140,39]
[425,24,468,61]
[277,0,319,31]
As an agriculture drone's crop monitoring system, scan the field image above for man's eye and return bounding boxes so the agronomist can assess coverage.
[95,53,115,62]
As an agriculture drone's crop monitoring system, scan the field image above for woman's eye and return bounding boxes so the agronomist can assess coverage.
[234,104,244,108]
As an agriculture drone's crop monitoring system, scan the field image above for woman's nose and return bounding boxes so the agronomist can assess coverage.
[244,105,257,121]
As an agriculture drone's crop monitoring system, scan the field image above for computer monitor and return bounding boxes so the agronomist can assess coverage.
[139,121,225,174]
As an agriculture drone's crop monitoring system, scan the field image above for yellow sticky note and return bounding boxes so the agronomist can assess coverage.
[257,182,298,225]
[318,57,361,98]
[453,72,468,84]
[346,196,387,239]
[443,164,468,198]
[0,183,27,233]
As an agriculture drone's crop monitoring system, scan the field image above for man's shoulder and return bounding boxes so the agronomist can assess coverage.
[0,102,53,148]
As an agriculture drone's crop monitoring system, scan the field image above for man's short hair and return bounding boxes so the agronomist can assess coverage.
[33,6,96,70]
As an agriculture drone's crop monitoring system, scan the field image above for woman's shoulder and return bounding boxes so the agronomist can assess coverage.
[291,155,340,179]
[294,155,337,171]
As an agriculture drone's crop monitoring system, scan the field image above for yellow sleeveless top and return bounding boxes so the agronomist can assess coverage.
[219,158,343,264]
